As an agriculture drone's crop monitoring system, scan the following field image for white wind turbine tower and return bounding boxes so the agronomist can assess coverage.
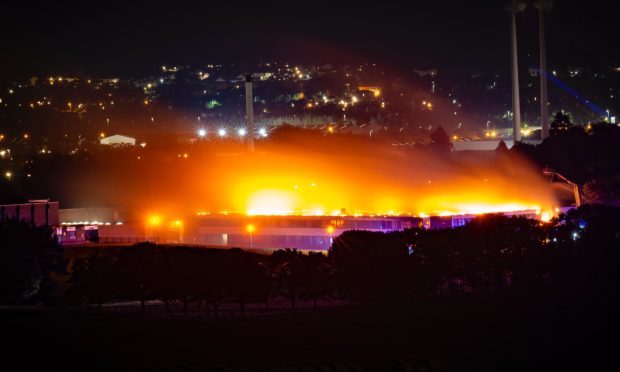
[506,0,526,143]
[535,0,553,140]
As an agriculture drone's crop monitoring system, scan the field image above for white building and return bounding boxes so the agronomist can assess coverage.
[100,134,135,146]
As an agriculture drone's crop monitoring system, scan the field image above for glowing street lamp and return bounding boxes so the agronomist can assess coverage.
[246,223,255,249]
[237,128,247,137]
[148,215,161,226]
[217,128,227,137]
[197,128,207,138]
[326,225,335,246]
[172,219,184,243]
[258,128,268,137]
[146,214,161,242]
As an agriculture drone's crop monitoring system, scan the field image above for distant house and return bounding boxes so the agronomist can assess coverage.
[100,134,136,146]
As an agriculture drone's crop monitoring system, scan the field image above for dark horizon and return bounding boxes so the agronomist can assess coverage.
[1,1,618,79]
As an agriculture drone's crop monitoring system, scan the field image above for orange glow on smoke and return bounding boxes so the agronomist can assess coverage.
[147,214,162,226]
[193,140,558,219]
[92,129,558,221]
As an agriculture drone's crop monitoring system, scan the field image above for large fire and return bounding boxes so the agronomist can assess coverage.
[67,128,558,221]
[190,133,557,219]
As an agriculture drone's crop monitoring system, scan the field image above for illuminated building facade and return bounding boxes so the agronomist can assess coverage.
[194,214,423,251]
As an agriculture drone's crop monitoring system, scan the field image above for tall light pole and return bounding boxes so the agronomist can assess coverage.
[507,0,526,143]
[536,0,553,140]
[326,225,335,248]
[246,223,255,249]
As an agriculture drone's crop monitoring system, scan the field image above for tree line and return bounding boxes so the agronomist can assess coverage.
[514,121,620,205]
[68,246,331,315]
[1,205,619,312]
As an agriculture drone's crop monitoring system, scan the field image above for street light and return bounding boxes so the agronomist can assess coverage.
[326,225,335,247]
[146,214,161,242]
[246,223,255,249]
[197,128,207,138]
[237,128,247,137]
[217,128,227,137]
[172,220,184,243]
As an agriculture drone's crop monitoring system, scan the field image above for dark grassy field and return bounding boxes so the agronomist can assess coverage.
[2,288,616,371]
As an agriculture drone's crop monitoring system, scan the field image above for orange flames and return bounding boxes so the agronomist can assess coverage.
[188,134,558,219]
[79,129,557,222]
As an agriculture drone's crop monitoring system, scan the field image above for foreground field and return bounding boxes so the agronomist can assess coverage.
[2,288,616,371]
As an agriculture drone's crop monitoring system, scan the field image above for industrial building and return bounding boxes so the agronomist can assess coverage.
[0,200,59,227]
[194,214,423,251]
[55,207,568,250]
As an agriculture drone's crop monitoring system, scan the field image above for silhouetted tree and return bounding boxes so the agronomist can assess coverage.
[428,126,453,154]
[151,248,177,314]
[330,230,412,302]
[116,243,157,312]
[550,111,573,135]
[70,253,118,307]
[270,249,332,309]
[513,123,620,186]
[0,221,64,304]
[195,251,229,316]
[227,249,270,316]
[495,139,509,153]
[582,174,620,206]
[299,251,333,308]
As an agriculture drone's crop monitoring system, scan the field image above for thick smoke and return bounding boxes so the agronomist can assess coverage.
[50,126,556,220]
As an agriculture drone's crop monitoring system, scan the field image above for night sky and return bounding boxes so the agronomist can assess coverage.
[1,1,618,79]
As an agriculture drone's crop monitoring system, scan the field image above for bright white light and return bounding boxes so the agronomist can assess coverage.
[259,128,267,137]
[218,128,227,137]
[237,128,247,137]
[197,128,207,137]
